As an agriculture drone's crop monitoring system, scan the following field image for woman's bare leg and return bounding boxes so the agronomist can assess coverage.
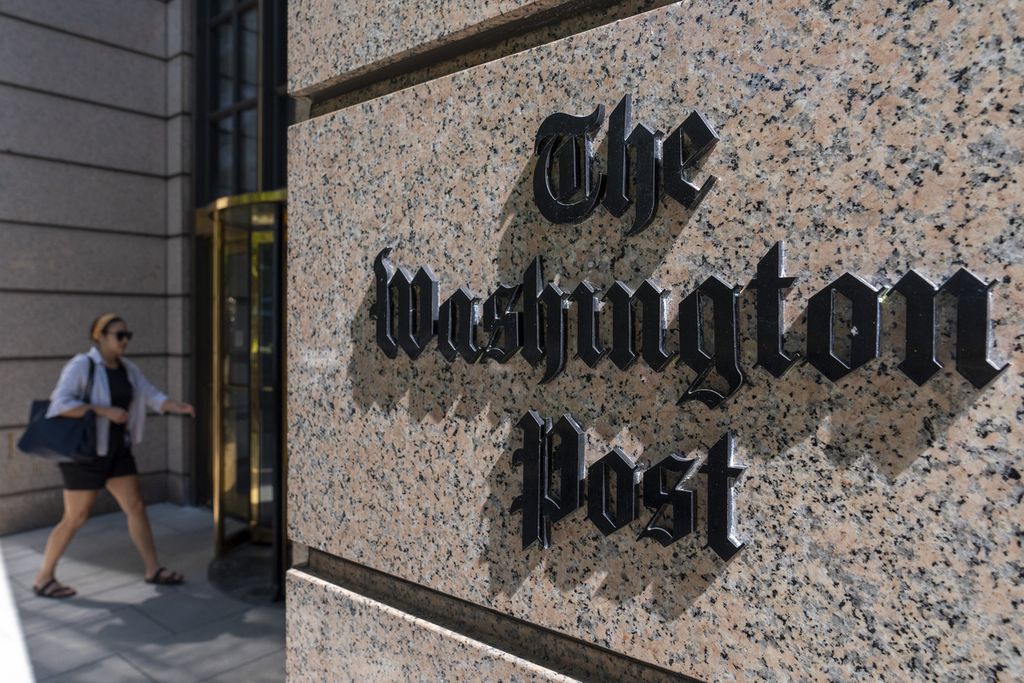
[34,489,99,591]
[105,474,181,580]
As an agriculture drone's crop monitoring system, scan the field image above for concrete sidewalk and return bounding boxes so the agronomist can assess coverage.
[0,504,285,682]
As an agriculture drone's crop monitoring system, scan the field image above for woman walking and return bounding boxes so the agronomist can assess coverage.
[32,314,195,598]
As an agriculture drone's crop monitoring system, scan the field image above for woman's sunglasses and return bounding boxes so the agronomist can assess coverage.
[108,331,134,342]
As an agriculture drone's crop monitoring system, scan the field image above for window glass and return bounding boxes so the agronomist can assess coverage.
[214,23,234,110]
[212,0,237,16]
[200,0,287,203]
[215,116,235,198]
[240,10,259,101]
[240,108,258,193]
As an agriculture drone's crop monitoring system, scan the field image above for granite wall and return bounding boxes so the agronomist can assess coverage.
[286,1,1022,680]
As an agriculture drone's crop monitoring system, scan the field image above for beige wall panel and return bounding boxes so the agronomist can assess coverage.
[0,428,64,495]
[166,54,192,118]
[286,2,1023,680]
[287,571,575,682]
[0,357,166,428]
[163,355,192,478]
[0,293,167,359]
[166,175,191,237]
[165,0,193,57]
[166,418,190,477]
[288,0,596,97]
[0,473,169,535]
[0,223,165,294]
[166,236,191,296]
[0,16,165,115]
[0,0,166,58]
[0,156,166,235]
[163,356,190,405]
[166,113,191,178]
[166,298,191,356]
[0,85,165,176]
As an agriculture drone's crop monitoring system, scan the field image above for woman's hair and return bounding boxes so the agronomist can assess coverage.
[89,314,124,342]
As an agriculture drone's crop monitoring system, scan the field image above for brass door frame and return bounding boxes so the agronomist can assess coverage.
[206,190,287,556]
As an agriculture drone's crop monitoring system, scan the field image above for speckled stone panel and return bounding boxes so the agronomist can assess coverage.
[288,0,591,97]
[286,570,576,682]
[288,2,1023,680]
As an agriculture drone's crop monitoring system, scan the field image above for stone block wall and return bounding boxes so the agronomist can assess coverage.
[0,0,194,534]
[286,1,1022,680]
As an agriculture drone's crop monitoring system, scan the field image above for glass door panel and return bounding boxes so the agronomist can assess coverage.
[210,192,287,572]
[221,213,251,536]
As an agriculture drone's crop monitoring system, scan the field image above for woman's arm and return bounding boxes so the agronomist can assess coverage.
[160,399,195,417]
[127,361,194,417]
[47,356,97,419]
[58,404,129,423]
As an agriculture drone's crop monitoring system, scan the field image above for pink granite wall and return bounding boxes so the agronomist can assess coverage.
[287,1,1022,679]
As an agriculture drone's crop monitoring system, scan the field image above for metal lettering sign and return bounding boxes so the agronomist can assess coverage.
[369,98,1008,561]
[532,95,719,233]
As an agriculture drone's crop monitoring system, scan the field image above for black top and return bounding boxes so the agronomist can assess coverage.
[105,364,133,451]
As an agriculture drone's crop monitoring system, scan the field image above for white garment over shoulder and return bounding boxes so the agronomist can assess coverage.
[45,347,167,456]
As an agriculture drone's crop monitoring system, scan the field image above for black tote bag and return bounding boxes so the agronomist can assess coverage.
[17,359,98,463]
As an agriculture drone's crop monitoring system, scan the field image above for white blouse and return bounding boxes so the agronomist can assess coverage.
[45,347,167,456]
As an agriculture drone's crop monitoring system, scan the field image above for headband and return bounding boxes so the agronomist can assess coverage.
[91,313,121,342]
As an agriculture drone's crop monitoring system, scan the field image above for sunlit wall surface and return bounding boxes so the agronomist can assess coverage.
[0,2,194,533]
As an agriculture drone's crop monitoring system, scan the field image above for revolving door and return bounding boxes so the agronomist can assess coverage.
[204,190,287,600]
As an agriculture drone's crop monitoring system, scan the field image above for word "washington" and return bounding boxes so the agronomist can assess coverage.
[372,242,1006,406]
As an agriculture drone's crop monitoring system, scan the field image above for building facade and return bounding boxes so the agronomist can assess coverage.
[1,0,289,574]
[284,0,1022,680]
[1,0,194,533]
[1,1,1021,679]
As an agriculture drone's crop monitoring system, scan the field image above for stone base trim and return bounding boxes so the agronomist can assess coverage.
[303,549,697,683]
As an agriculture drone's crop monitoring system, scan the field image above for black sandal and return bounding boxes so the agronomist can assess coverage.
[33,579,76,599]
[145,567,184,585]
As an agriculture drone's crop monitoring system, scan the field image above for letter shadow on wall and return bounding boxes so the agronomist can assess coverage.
[346,153,992,623]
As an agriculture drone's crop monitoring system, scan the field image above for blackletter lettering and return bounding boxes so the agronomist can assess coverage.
[521,257,546,369]
[539,283,569,383]
[806,273,882,381]
[512,411,547,550]
[533,107,606,224]
[569,281,606,368]
[587,447,641,536]
[701,432,746,561]
[512,411,585,550]
[605,282,639,370]
[636,280,676,371]
[603,95,662,235]
[372,248,399,359]
[482,284,523,363]
[941,269,1008,388]
[640,452,698,546]
[749,242,799,377]
[663,110,719,211]
[545,414,586,526]
[892,270,942,386]
[392,265,439,360]
[678,276,745,407]
[372,249,439,360]
[438,287,483,363]
[604,279,677,372]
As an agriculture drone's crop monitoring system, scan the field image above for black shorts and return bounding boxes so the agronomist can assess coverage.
[59,441,138,490]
